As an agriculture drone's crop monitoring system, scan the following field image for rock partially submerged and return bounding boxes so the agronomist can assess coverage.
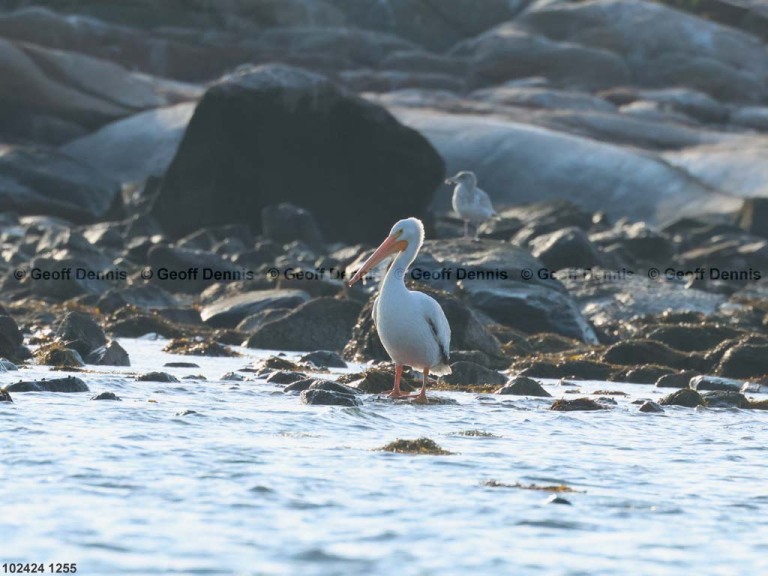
[4,376,88,393]
[496,377,551,397]
[378,438,453,455]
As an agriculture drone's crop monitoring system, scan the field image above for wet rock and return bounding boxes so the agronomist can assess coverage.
[300,350,347,369]
[550,398,607,411]
[0,358,18,371]
[259,356,301,371]
[378,437,452,455]
[246,298,362,352]
[495,376,551,397]
[91,391,121,401]
[702,391,749,408]
[603,340,697,370]
[87,341,130,367]
[443,361,506,387]
[162,338,239,357]
[717,343,768,378]
[690,375,743,392]
[338,368,417,394]
[284,378,316,393]
[0,146,121,223]
[265,371,308,385]
[545,495,572,505]
[221,372,246,382]
[639,400,664,413]
[151,65,444,244]
[0,312,25,362]
[300,388,362,407]
[146,245,242,293]
[660,388,704,408]
[590,221,672,264]
[164,362,200,368]
[0,389,12,402]
[54,311,107,360]
[106,310,184,339]
[96,285,179,314]
[200,289,310,329]
[136,371,179,383]
[656,371,700,388]
[4,376,88,393]
[529,227,602,271]
[261,203,324,249]
[642,323,743,352]
[34,343,85,368]
[308,380,361,395]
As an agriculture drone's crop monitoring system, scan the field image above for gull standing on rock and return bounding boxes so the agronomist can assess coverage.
[348,217,451,403]
[446,170,497,240]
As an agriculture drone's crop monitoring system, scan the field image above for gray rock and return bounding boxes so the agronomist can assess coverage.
[496,376,551,397]
[655,371,700,389]
[151,64,444,244]
[550,397,607,411]
[236,308,292,334]
[146,245,242,294]
[300,350,347,369]
[0,358,18,371]
[96,285,179,314]
[0,146,121,222]
[91,391,121,401]
[284,378,317,393]
[730,106,768,131]
[4,376,88,393]
[300,388,362,407]
[87,341,130,367]
[689,375,743,392]
[308,380,361,395]
[201,290,310,328]
[261,203,324,249]
[660,388,704,408]
[529,227,602,270]
[639,400,664,413]
[701,391,749,408]
[443,361,506,386]
[246,297,362,352]
[136,371,179,383]
[55,311,107,360]
[265,371,308,385]
[717,343,768,378]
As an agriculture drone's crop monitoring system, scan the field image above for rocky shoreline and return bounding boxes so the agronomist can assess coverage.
[1,0,768,411]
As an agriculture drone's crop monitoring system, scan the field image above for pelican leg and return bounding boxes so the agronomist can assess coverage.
[408,368,429,404]
[387,364,410,398]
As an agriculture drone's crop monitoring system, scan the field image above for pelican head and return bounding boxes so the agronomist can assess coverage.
[348,218,424,286]
[444,171,477,187]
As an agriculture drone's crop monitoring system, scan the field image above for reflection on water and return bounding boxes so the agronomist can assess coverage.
[1,339,767,575]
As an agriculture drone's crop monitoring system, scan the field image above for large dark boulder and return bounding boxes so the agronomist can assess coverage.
[55,311,107,360]
[151,64,444,244]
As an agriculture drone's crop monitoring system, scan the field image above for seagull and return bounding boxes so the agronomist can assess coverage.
[348,217,451,403]
[445,170,496,240]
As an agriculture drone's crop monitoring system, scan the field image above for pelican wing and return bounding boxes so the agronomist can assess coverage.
[414,292,451,366]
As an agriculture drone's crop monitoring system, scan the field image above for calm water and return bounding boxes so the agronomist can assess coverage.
[2,339,767,575]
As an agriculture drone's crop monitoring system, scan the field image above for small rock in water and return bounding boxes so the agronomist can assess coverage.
[176,409,198,416]
[495,376,551,397]
[266,371,308,385]
[220,371,246,381]
[300,350,347,368]
[689,375,743,392]
[639,400,664,413]
[87,341,131,367]
[550,397,607,411]
[0,389,12,402]
[260,356,301,371]
[300,389,362,407]
[54,311,107,361]
[701,391,749,408]
[308,380,361,395]
[284,378,316,393]
[660,388,703,408]
[136,371,179,383]
[164,362,201,368]
[545,495,572,505]
[443,361,507,386]
[163,337,239,357]
[91,391,122,401]
[5,376,89,393]
[379,438,453,455]
[34,343,85,368]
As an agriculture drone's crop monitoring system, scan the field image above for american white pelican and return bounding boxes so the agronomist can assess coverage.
[446,170,496,240]
[348,218,451,403]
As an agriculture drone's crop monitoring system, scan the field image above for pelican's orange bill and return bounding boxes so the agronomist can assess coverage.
[348,234,407,286]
